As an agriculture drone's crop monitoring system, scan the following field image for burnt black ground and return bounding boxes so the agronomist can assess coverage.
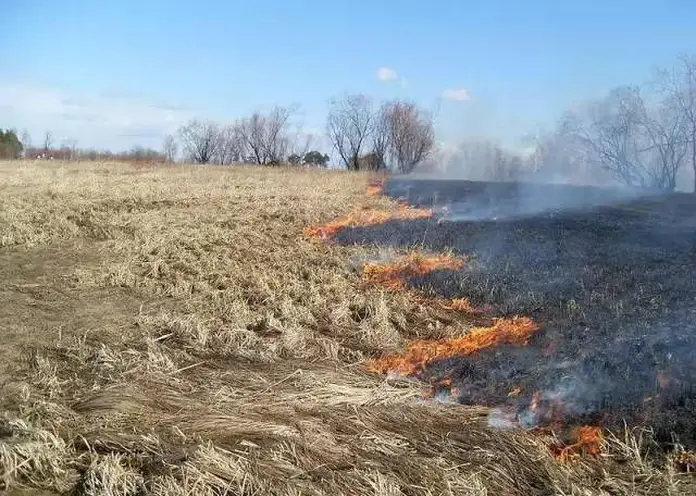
[336,178,696,448]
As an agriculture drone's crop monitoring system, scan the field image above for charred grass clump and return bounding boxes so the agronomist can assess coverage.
[0,162,692,494]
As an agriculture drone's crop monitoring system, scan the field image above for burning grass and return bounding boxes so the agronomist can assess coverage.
[361,252,466,291]
[337,177,696,478]
[553,426,605,463]
[365,179,385,197]
[0,161,692,495]
[303,201,432,239]
[367,316,539,376]
[357,251,491,316]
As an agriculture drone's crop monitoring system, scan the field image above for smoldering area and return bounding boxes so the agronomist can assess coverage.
[336,177,696,448]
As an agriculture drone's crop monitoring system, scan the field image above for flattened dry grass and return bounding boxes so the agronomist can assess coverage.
[0,160,691,495]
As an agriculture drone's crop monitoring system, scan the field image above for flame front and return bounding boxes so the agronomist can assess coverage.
[304,179,622,464]
[367,316,539,376]
[553,426,604,462]
[362,252,466,291]
[306,179,612,464]
[304,204,433,239]
[365,180,385,197]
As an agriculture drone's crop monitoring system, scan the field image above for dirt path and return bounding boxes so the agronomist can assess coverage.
[0,242,164,383]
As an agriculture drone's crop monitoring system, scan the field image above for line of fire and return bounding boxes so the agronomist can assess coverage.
[304,176,696,468]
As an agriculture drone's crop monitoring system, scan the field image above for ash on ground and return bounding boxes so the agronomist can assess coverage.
[337,179,696,449]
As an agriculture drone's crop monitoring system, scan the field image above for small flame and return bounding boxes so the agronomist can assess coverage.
[673,450,696,472]
[366,181,385,197]
[554,426,604,463]
[434,377,452,388]
[425,376,456,401]
[439,297,489,314]
[304,179,431,239]
[657,370,671,390]
[304,204,433,239]
[519,390,568,429]
[362,252,466,291]
[361,253,487,315]
[530,391,541,410]
[366,316,539,376]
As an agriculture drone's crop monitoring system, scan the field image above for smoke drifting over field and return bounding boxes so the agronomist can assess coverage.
[337,177,696,448]
[384,176,647,222]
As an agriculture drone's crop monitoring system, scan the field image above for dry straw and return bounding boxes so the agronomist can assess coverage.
[0,160,691,495]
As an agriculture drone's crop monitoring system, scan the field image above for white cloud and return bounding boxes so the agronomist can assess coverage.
[0,83,193,150]
[442,88,471,101]
[376,67,399,82]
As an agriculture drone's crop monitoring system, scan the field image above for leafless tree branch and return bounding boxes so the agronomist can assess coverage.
[163,134,178,163]
[178,120,219,164]
[326,94,374,170]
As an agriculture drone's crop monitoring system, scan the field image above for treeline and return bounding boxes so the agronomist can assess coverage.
[436,55,696,192]
[326,95,434,172]
[26,145,166,163]
[171,94,435,172]
[3,129,167,163]
[525,55,696,191]
[5,54,696,191]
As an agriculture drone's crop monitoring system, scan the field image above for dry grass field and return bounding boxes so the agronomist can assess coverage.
[0,160,693,495]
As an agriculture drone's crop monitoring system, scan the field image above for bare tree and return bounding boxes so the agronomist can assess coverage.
[163,134,178,163]
[237,106,293,165]
[645,94,689,191]
[262,106,292,165]
[215,124,244,165]
[326,94,374,170]
[388,101,435,173]
[522,128,602,184]
[178,119,219,164]
[20,129,31,157]
[563,86,688,191]
[65,139,78,160]
[43,131,53,154]
[443,138,524,181]
[371,103,392,169]
[492,149,525,181]
[287,123,314,161]
[658,55,696,192]
[238,113,266,164]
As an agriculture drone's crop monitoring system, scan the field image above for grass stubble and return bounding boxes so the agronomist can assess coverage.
[0,160,692,495]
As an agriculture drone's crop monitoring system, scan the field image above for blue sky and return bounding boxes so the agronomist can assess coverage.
[1,0,695,152]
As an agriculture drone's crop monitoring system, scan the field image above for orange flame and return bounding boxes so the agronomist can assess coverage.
[366,181,385,197]
[361,254,485,314]
[554,426,604,463]
[304,178,430,238]
[362,253,466,291]
[366,316,539,376]
[657,370,671,389]
[674,450,696,472]
[438,297,490,315]
[304,204,433,239]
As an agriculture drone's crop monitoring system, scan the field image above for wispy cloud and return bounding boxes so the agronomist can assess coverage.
[376,67,399,82]
[0,83,193,150]
[442,88,471,101]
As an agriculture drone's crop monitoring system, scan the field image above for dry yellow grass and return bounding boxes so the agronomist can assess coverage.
[0,160,691,495]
